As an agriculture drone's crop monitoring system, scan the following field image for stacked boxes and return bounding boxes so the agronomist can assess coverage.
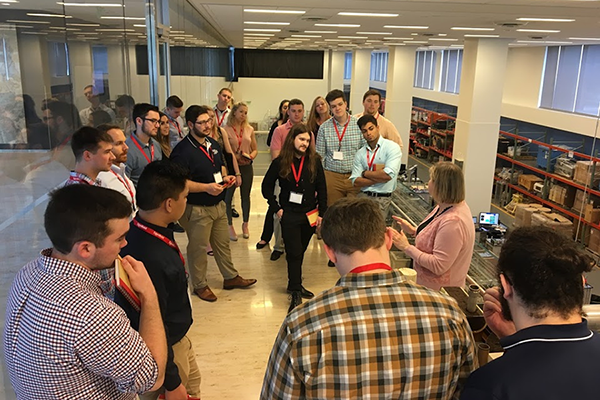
[572,189,599,212]
[589,228,600,253]
[548,183,576,208]
[514,203,545,227]
[531,212,574,238]
[573,161,600,187]
[518,174,544,191]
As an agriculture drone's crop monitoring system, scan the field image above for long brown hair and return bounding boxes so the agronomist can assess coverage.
[279,123,319,182]
[307,96,329,134]
[156,112,171,157]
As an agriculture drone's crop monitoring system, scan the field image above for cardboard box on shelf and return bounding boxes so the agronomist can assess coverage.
[514,203,544,227]
[573,189,599,213]
[549,184,576,208]
[588,228,600,253]
[584,204,600,224]
[575,221,591,246]
[573,161,600,187]
[518,174,544,191]
[531,212,574,238]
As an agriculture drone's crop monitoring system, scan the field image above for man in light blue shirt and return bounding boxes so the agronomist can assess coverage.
[350,114,402,219]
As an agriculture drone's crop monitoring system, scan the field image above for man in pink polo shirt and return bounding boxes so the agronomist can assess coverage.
[270,98,306,159]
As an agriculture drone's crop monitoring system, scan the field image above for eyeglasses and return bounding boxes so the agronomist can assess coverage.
[195,119,212,126]
[143,118,160,125]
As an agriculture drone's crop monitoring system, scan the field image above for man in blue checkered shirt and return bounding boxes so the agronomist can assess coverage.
[4,185,167,399]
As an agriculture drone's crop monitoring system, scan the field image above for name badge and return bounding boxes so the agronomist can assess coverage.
[289,192,303,204]
[333,151,344,160]
[213,172,223,183]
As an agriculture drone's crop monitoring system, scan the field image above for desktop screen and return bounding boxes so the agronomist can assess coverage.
[479,212,499,226]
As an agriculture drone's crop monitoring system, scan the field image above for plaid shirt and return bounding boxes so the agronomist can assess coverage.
[4,249,158,399]
[261,269,477,399]
[63,170,102,186]
[316,114,366,173]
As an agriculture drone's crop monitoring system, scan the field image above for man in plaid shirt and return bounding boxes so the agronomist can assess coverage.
[261,197,477,399]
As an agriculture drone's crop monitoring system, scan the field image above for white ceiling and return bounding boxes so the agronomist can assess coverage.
[190,0,600,50]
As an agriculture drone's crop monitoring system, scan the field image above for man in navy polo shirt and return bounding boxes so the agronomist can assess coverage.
[461,226,600,400]
[171,105,257,302]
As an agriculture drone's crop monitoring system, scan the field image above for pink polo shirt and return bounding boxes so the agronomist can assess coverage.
[270,120,315,153]
[404,201,475,291]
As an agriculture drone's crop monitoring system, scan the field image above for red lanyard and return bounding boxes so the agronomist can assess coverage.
[366,146,380,170]
[131,134,154,163]
[132,219,185,266]
[168,118,183,138]
[333,117,350,150]
[187,136,215,166]
[291,156,305,187]
[111,170,136,208]
[215,108,227,126]
[232,126,243,152]
[349,263,393,274]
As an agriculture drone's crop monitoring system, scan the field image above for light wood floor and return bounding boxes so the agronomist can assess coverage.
[177,176,339,399]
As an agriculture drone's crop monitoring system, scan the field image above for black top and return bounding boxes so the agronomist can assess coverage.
[262,155,327,215]
[118,216,193,392]
[460,321,600,400]
[171,134,226,206]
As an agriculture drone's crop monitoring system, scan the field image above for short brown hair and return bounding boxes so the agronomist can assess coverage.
[362,89,381,102]
[321,197,386,255]
[218,88,232,95]
[429,161,465,204]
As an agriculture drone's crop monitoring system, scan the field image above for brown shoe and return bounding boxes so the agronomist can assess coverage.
[194,286,217,302]
[223,275,257,290]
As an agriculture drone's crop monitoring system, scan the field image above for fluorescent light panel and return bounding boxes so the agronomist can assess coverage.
[6,19,50,24]
[101,16,145,20]
[356,31,392,35]
[338,36,368,39]
[517,29,560,33]
[27,13,72,18]
[429,38,458,41]
[517,17,575,22]
[305,30,336,33]
[292,34,321,38]
[464,34,500,37]
[452,27,495,31]
[569,37,600,41]
[383,37,413,40]
[244,28,280,32]
[244,33,274,36]
[385,25,428,29]
[244,9,305,14]
[56,2,123,6]
[338,12,398,17]
[67,23,100,26]
[315,23,360,28]
[244,21,289,25]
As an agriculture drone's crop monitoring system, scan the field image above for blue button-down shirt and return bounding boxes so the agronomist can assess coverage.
[316,114,365,173]
[349,136,402,194]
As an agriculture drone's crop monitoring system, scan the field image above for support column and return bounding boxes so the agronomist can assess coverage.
[454,38,511,215]
[349,49,371,114]
[328,50,345,92]
[385,46,417,165]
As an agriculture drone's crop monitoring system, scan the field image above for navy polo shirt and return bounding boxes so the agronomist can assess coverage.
[460,320,600,400]
[171,134,226,206]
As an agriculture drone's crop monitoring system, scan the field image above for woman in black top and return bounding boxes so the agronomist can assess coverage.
[262,123,327,312]
[266,99,289,147]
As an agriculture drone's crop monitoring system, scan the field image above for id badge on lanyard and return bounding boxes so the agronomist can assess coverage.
[213,172,223,183]
[289,192,303,204]
[333,151,344,160]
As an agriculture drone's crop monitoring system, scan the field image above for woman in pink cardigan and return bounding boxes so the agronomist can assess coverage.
[391,162,475,290]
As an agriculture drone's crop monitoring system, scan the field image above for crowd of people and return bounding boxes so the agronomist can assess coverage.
[3,84,600,399]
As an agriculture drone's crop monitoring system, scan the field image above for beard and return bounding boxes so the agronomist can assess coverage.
[499,284,514,321]
[193,126,210,138]
[294,148,306,157]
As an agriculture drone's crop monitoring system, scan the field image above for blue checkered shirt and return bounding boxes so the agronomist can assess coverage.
[316,114,366,173]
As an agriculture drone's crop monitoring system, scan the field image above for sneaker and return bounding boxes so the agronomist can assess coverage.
[288,291,303,313]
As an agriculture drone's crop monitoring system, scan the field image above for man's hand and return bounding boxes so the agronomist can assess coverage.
[165,383,188,400]
[392,216,417,236]
[483,287,517,339]
[276,209,284,219]
[205,182,224,196]
[389,227,410,251]
[120,256,157,301]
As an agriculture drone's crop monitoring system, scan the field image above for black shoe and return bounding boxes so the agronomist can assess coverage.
[256,241,268,249]
[287,286,314,299]
[288,291,303,313]
[328,260,335,267]
[172,223,185,233]
[232,208,240,218]
[270,250,284,261]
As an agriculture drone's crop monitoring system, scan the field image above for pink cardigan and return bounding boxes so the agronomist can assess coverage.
[404,201,475,291]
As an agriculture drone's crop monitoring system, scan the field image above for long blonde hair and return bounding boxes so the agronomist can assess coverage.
[307,96,329,135]
[226,102,250,129]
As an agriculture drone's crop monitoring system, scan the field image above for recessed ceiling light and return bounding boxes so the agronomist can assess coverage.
[244,9,305,14]
[292,34,321,38]
[244,33,274,36]
[67,23,100,27]
[385,25,428,29]
[438,33,447,36]
[56,2,123,6]
[429,38,459,41]
[407,41,427,43]
[517,29,560,33]
[517,17,575,22]
[6,19,50,24]
[244,28,281,32]
[452,27,495,31]
[464,34,500,37]
[1,0,19,3]
[324,39,350,42]
[383,37,413,40]
[244,21,290,25]
[356,31,392,35]
[411,33,418,36]
[305,30,337,34]
[338,12,398,17]
[315,23,360,28]
[101,16,145,20]
[133,24,146,27]
[338,36,368,39]
[27,13,72,18]
[569,37,600,40]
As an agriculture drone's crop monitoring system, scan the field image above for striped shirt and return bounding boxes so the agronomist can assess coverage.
[63,170,101,186]
[316,114,365,173]
[4,249,158,399]
[261,269,477,399]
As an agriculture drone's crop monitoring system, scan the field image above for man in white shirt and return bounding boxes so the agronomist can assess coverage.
[214,88,232,128]
[354,89,403,149]
[79,85,116,126]
[97,124,137,217]
[350,115,402,219]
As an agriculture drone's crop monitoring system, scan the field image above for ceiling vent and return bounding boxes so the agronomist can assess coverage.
[529,35,548,40]
[301,16,328,22]
[494,21,528,30]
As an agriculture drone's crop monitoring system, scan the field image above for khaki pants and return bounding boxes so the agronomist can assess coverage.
[139,335,202,399]
[324,170,360,206]
[358,192,392,221]
[179,202,238,290]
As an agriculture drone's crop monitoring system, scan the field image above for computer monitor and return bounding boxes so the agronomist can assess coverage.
[479,212,499,226]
